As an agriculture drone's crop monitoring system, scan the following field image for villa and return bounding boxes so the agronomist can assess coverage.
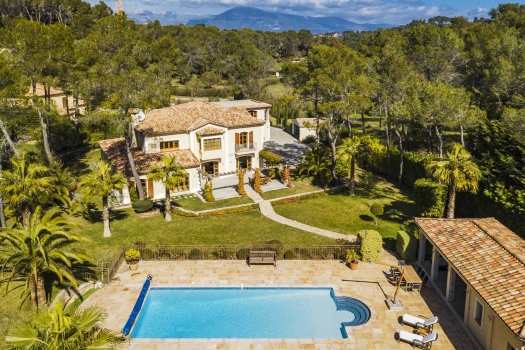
[28,83,86,117]
[99,99,271,204]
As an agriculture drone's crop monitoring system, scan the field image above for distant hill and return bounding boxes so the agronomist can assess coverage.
[186,6,392,33]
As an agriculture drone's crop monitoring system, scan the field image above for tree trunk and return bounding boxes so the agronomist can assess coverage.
[74,95,79,118]
[327,125,337,181]
[395,129,404,187]
[346,115,352,138]
[102,195,111,237]
[361,113,366,134]
[0,118,20,157]
[403,123,409,151]
[460,125,465,147]
[126,123,144,200]
[65,93,70,118]
[447,184,456,219]
[164,188,172,222]
[433,121,444,159]
[0,159,5,228]
[37,107,53,163]
[29,274,38,308]
[36,274,46,307]
[349,157,355,196]
[22,204,31,230]
[426,126,432,153]
[385,121,391,178]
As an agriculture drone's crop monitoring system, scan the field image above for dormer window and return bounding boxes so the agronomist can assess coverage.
[248,110,257,118]
[203,138,221,151]
[160,140,179,151]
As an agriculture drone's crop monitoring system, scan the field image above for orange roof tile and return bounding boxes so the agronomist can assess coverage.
[294,118,324,128]
[98,138,200,174]
[195,126,225,136]
[415,218,525,338]
[134,101,264,136]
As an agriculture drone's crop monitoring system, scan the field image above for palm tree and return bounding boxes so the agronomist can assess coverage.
[298,145,331,186]
[0,154,56,227]
[0,207,91,309]
[148,155,188,222]
[6,300,121,349]
[80,162,127,237]
[426,143,483,218]
[336,136,362,196]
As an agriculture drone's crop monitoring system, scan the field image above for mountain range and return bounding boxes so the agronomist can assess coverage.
[187,7,392,33]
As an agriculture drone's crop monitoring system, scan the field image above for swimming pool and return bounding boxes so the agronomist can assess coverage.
[130,287,370,339]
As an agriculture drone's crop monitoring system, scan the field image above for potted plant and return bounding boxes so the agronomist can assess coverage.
[125,248,141,271]
[346,250,360,270]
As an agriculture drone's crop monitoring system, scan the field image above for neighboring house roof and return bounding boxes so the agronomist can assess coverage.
[98,138,200,174]
[415,217,525,338]
[27,83,64,97]
[195,126,225,136]
[294,118,322,129]
[212,99,272,109]
[135,101,265,136]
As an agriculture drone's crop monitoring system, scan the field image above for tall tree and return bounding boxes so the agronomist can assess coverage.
[0,207,91,309]
[147,155,188,222]
[426,143,483,218]
[336,136,361,195]
[79,161,127,237]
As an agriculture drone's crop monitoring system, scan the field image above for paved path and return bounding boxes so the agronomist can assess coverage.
[245,186,356,241]
[263,127,308,166]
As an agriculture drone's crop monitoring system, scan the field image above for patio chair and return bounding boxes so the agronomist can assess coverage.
[421,275,430,288]
[411,282,422,293]
[398,330,437,349]
[402,314,439,333]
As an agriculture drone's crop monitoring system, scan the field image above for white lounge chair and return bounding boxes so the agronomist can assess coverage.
[399,330,438,349]
[402,314,439,333]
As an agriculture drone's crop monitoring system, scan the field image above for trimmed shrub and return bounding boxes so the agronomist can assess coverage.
[188,248,202,260]
[253,168,262,194]
[370,203,384,225]
[358,230,382,263]
[171,204,259,217]
[237,170,247,197]
[236,248,250,260]
[259,150,282,166]
[132,199,153,213]
[396,231,417,262]
[414,178,447,217]
[140,248,154,260]
[283,250,297,259]
[203,179,215,202]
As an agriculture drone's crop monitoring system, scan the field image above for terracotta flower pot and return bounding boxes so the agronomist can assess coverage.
[349,260,359,270]
[129,262,138,271]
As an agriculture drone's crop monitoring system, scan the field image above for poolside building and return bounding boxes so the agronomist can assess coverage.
[99,100,271,204]
[415,218,525,350]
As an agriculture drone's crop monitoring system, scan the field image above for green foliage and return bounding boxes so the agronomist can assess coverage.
[259,150,282,166]
[396,231,417,262]
[237,170,247,197]
[48,115,84,152]
[414,178,447,217]
[125,248,140,262]
[188,248,202,260]
[172,204,259,217]
[345,249,360,262]
[132,199,153,213]
[236,248,250,260]
[253,168,262,194]
[357,230,382,263]
[203,179,216,202]
[283,250,297,259]
[370,203,384,225]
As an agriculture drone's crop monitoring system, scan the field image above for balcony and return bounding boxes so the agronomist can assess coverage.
[235,143,257,153]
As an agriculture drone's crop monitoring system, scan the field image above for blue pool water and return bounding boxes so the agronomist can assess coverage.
[130,287,370,339]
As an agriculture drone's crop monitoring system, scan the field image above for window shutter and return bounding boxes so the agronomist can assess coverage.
[235,132,240,145]
[249,131,253,145]
[129,180,135,190]
[147,179,154,199]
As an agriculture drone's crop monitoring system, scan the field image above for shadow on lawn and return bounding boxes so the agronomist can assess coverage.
[359,214,374,222]
[88,209,129,222]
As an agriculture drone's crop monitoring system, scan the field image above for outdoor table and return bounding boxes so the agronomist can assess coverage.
[392,266,422,291]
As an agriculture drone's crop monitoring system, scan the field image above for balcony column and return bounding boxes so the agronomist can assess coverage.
[418,231,427,265]
[446,266,457,302]
[431,247,440,281]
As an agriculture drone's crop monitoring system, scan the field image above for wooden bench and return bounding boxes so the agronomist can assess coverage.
[248,251,276,267]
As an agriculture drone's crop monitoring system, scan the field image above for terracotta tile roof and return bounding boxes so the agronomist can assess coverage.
[98,138,200,174]
[212,99,272,109]
[135,101,264,136]
[415,218,525,338]
[294,118,323,128]
[195,126,225,136]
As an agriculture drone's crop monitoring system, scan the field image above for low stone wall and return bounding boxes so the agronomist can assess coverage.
[49,281,98,310]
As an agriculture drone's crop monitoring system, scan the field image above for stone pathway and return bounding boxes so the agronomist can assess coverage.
[245,186,355,242]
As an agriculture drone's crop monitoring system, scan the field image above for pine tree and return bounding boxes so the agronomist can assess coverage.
[237,170,247,197]
[203,179,215,202]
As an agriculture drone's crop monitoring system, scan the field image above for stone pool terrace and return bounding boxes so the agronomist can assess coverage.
[82,258,478,350]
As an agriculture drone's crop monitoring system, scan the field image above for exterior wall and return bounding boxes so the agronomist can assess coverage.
[465,286,524,350]
[49,93,86,116]
[247,108,270,142]
[226,126,263,172]
[142,134,190,154]
[299,127,316,141]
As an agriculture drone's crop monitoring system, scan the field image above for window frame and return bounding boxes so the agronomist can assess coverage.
[171,173,190,192]
[160,140,179,151]
[202,137,222,151]
[248,110,257,118]
[474,298,484,328]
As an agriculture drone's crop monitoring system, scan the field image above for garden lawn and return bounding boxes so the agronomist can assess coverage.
[172,195,253,211]
[272,181,418,251]
[0,286,34,347]
[261,177,324,200]
[70,209,336,262]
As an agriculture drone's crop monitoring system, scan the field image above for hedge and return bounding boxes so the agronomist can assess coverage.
[396,231,417,262]
[259,150,282,166]
[270,191,331,206]
[171,204,259,217]
[358,230,382,263]
[132,199,153,213]
[414,178,447,217]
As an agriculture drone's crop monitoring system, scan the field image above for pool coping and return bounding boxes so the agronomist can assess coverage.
[127,284,378,342]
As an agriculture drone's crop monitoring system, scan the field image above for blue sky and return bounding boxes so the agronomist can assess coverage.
[87,0,525,25]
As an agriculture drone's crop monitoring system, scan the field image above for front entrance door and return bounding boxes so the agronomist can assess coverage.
[237,156,252,170]
[202,161,219,176]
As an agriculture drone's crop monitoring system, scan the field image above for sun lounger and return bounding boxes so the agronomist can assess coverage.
[402,314,439,333]
[399,330,438,349]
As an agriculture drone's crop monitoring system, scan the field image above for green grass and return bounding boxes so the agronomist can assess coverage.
[0,285,34,347]
[272,176,418,251]
[64,288,99,316]
[261,177,324,200]
[71,209,337,262]
[172,194,253,211]
[263,82,293,98]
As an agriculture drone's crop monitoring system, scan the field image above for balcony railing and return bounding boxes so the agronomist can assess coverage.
[235,143,257,152]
